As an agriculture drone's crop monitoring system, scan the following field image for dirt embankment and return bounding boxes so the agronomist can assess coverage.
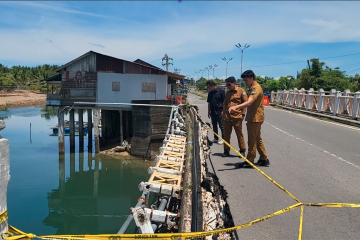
[0,90,46,108]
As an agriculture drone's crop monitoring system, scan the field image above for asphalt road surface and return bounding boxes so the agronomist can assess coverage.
[188,93,360,240]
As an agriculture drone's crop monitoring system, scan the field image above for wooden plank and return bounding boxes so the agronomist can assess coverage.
[168,136,187,143]
[149,171,182,187]
[161,150,184,160]
[156,159,183,172]
[165,142,186,151]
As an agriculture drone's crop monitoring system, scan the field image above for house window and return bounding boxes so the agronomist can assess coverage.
[112,82,120,91]
[142,82,156,92]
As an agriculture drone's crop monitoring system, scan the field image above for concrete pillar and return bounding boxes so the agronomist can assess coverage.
[318,89,324,113]
[58,109,65,154]
[79,152,84,173]
[288,90,293,107]
[334,91,341,116]
[343,89,351,115]
[78,109,84,153]
[88,152,92,170]
[69,109,75,153]
[0,121,9,235]
[87,109,93,152]
[329,89,336,113]
[102,110,107,140]
[70,152,75,179]
[93,158,99,197]
[93,108,100,153]
[353,92,360,119]
[125,111,130,139]
[306,88,314,111]
[59,153,65,198]
[119,110,123,144]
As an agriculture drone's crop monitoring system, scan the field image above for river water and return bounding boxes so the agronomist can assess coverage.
[0,106,151,235]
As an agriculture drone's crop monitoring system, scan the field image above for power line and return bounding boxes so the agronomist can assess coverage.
[339,61,360,69]
[348,67,360,73]
[176,52,360,71]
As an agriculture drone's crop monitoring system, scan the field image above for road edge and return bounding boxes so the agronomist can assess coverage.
[269,104,360,128]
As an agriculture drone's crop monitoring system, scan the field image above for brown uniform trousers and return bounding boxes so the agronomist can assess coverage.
[223,86,247,153]
[245,81,268,163]
[223,119,246,152]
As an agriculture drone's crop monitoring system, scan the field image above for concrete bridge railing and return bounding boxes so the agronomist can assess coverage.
[270,88,360,120]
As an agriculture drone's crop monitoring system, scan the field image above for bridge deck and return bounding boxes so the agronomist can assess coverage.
[189,93,360,240]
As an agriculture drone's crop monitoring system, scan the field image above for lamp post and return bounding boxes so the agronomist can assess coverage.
[208,65,212,79]
[222,57,233,79]
[235,43,250,87]
[195,71,198,81]
[199,69,204,78]
[205,67,208,79]
[213,64,218,79]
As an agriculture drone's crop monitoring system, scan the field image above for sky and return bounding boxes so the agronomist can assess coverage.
[1,1,360,80]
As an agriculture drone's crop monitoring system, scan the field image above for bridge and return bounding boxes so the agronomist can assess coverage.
[188,92,360,239]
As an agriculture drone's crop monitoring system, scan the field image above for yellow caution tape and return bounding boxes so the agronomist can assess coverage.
[298,205,304,240]
[194,111,301,203]
[1,108,360,240]
[303,203,360,208]
[0,209,8,225]
[4,203,301,240]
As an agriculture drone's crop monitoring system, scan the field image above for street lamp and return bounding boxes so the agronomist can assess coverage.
[205,67,209,79]
[208,65,212,79]
[222,57,233,79]
[235,43,250,86]
[213,64,218,79]
[199,69,204,78]
[195,71,198,80]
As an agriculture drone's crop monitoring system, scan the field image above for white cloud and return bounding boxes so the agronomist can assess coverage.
[0,2,360,65]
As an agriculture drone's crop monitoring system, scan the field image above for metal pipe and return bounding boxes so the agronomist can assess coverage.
[117,191,148,234]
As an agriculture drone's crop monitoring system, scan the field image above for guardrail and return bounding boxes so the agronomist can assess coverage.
[271,88,360,120]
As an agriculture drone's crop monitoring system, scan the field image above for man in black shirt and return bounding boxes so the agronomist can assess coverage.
[206,80,225,144]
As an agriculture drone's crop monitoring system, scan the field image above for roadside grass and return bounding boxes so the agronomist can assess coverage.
[0,104,10,111]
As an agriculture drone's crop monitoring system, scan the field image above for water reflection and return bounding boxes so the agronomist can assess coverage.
[43,153,151,235]
[5,106,150,235]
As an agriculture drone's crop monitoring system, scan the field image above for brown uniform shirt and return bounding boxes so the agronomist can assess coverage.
[245,81,264,122]
[223,86,248,121]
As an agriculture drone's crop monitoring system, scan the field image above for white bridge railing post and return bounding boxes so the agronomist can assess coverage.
[353,92,360,119]
[334,91,341,116]
[318,89,324,113]
[306,88,314,111]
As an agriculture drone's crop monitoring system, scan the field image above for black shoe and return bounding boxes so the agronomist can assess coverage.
[239,151,246,158]
[256,159,270,166]
[222,151,230,157]
[242,162,253,168]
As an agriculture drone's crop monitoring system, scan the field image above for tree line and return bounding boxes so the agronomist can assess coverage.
[0,64,59,91]
[195,58,360,93]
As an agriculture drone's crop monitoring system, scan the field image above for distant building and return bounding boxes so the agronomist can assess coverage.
[44,51,185,158]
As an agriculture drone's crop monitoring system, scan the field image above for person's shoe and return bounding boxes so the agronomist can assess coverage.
[211,139,218,144]
[242,162,254,168]
[217,140,224,145]
[239,151,246,158]
[222,151,230,157]
[256,159,270,166]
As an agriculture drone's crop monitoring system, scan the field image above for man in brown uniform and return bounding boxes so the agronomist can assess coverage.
[222,76,247,158]
[228,70,270,168]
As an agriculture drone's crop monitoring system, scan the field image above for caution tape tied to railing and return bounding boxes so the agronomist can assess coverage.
[1,109,360,240]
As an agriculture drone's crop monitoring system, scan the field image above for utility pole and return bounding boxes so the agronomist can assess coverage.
[222,57,233,79]
[213,64,217,79]
[208,65,212,79]
[195,71,198,81]
[162,53,173,72]
[235,43,250,87]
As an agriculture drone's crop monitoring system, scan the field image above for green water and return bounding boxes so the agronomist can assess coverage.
[0,106,151,235]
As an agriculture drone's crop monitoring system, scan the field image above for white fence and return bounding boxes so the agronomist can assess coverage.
[270,88,360,120]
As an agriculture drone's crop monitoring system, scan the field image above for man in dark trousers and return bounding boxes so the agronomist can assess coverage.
[228,70,270,168]
[222,77,247,157]
[206,80,225,144]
